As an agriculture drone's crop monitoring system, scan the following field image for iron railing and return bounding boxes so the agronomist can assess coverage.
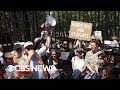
[0,11,120,52]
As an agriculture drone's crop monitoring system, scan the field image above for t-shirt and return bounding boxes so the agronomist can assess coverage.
[18,58,33,79]
[47,65,60,79]
[71,56,85,71]
[18,53,46,79]
[85,50,101,71]
[4,63,18,79]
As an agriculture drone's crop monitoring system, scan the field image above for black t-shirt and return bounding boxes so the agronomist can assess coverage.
[58,49,75,71]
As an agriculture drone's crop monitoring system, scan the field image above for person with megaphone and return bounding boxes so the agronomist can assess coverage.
[34,15,56,64]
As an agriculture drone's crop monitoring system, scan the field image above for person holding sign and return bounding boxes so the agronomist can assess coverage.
[58,40,75,79]
[84,41,102,79]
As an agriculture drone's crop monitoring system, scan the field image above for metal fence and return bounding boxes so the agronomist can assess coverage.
[0,11,120,52]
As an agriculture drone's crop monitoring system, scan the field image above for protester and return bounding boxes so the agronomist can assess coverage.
[0,62,7,79]
[97,53,107,79]
[0,52,4,64]
[58,39,75,79]
[11,44,23,64]
[45,49,61,79]
[86,35,96,52]
[0,45,4,64]
[3,52,18,79]
[84,41,101,79]
[71,48,85,79]
[34,37,49,63]
[18,41,47,79]
[110,35,119,47]
[102,64,118,79]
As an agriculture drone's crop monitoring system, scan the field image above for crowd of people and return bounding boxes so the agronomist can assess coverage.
[0,30,120,79]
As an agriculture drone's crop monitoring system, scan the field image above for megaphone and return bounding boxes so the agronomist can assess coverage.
[40,15,56,29]
[46,15,56,26]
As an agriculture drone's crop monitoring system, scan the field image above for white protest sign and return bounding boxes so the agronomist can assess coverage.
[104,40,112,45]
[94,31,102,39]
[69,21,92,41]
[61,52,70,60]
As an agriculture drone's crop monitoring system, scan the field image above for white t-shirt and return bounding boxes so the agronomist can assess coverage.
[71,56,85,71]
[47,65,60,79]
[4,63,18,79]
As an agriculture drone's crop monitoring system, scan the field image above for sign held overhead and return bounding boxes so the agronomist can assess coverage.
[69,21,92,41]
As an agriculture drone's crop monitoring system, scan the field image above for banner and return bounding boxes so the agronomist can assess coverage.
[69,21,92,41]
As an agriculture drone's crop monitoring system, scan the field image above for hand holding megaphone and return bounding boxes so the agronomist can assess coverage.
[40,15,56,29]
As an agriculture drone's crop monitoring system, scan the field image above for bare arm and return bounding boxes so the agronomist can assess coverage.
[45,36,51,48]
[72,62,75,70]
[95,65,99,73]
[85,52,95,73]
[71,57,75,70]
[22,50,34,66]
[86,64,95,73]
[75,40,82,48]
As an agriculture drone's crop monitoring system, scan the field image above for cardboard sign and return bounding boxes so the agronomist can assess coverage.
[69,21,92,41]
[61,52,70,60]
[94,31,102,39]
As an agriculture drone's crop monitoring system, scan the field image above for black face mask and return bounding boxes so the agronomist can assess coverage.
[26,47,33,51]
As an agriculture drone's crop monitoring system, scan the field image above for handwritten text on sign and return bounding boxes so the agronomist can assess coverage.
[69,21,92,41]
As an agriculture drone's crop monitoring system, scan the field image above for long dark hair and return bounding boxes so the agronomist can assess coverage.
[46,49,60,67]
[103,64,118,79]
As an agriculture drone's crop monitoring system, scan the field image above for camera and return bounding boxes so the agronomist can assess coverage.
[104,45,120,56]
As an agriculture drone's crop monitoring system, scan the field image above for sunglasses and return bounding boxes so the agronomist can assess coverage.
[25,47,33,51]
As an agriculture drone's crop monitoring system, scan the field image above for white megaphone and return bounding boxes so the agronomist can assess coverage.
[46,15,56,27]
[40,15,56,29]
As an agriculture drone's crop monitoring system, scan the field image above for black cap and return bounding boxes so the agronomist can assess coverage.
[13,44,22,50]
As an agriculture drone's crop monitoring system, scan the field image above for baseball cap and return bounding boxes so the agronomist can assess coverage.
[4,52,14,58]
[13,44,22,50]
[24,41,33,48]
